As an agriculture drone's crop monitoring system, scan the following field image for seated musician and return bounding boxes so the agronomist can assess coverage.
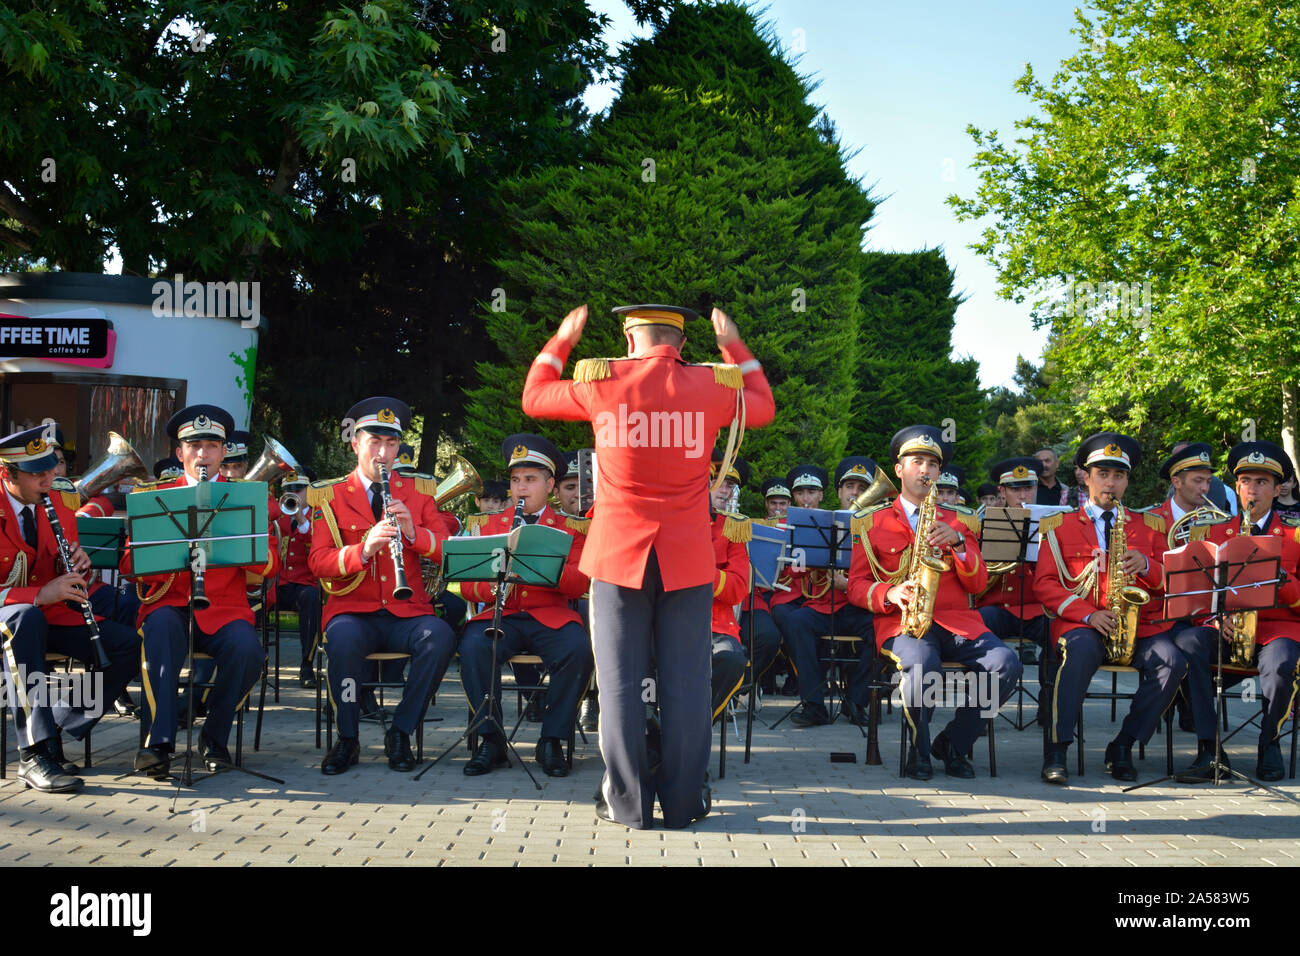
[459,434,593,777]
[0,426,139,792]
[977,457,1050,674]
[556,449,601,729]
[708,463,752,718]
[274,470,322,688]
[849,426,1021,780]
[126,405,276,778]
[772,461,876,727]
[310,397,457,775]
[1034,432,1186,785]
[932,464,964,506]
[1170,441,1300,783]
[752,475,794,695]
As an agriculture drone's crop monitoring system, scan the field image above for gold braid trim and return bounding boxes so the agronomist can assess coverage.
[1143,512,1166,533]
[412,474,438,497]
[564,515,591,534]
[317,499,366,597]
[465,513,493,534]
[574,358,611,383]
[1037,512,1065,535]
[4,552,27,589]
[856,526,908,588]
[1043,524,1097,608]
[721,513,751,543]
[137,574,175,605]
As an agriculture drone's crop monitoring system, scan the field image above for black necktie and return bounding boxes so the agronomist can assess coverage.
[1101,510,1114,549]
[20,506,36,549]
[523,513,539,525]
[1252,523,1264,536]
[370,486,384,521]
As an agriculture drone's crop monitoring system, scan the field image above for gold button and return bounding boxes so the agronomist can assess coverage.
[381,576,387,582]
[350,525,356,530]
[521,590,528,597]
[382,599,387,605]
[546,518,554,525]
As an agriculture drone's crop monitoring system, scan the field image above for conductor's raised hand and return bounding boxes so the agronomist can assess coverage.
[711,307,740,348]
[557,305,588,347]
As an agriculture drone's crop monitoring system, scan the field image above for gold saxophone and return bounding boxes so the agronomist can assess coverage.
[900,478,951,638]
[1225,500,1259,667]
[1102,501,1149,665]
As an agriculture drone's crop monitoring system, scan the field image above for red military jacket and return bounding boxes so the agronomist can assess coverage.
[710,511,751,641]
[0,480,96,627]
[123,475,279,632]
[1033,505,1166,643]
[307,466,447,627]
[848,497,988,649]
[276,512,315,587]
[977,562,1044,618]
[522,333,775,591]
[76,494,114,518]
[460,504,589,630]
[1202,511,1300,647]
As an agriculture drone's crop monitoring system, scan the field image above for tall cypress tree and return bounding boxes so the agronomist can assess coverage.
[464,2,876,501]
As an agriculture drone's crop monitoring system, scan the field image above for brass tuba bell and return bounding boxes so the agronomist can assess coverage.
[75,431,150,500]
[434,454,483,507]
[851,465,900,512]
[245,436,301,484]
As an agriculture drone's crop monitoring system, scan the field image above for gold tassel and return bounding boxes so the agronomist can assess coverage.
[710,363,743,389]
[851,513,873,538]
[413,474,438,497]
[574,357,612,383]
[958,512,980,536]
[465,513,492,534]
[565,516,591,534]
[1038,512,1065,535]
[306,478,341,509]
[1143,512,1166,534]
[722,513,752,543]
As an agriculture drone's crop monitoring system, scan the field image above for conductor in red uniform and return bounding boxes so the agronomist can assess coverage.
[522,303,775,829]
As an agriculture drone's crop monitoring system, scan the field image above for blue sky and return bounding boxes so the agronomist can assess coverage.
[584,0,1094,390]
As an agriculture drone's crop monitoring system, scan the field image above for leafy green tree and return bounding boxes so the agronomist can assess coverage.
[950,0,1300,473]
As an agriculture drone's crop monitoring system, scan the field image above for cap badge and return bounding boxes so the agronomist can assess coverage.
[25,438,45,455]
[377,408,397,425]
[512,444,530,460]
[1103,442,1122,458]
[1012,465,1029,479]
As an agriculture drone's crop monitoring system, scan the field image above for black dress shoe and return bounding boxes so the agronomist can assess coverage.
[18,751,83,793]
[525,693,546,723]
[384,727,416,771]
[1104,740,1137,782]
[464,736,507,776]
[47,736,80,776]
[359,688,381,720]
[594,790,619,824]
[1041,746,1069,785]
[579,694,599,733]
[113,692,140,719]
[780,676,799,697]
[905,747,933,781]
[840,700,868,726]
[1257,741,1285,782]
[692,781,711,823]
[198,732,232,772]
[134,746,171,779]
[790,702,830,727]
[535,737,569,777]
[321,737,360,775]
[299,661,317,689]
[931,731,976,778]
[1177,741,1229,783]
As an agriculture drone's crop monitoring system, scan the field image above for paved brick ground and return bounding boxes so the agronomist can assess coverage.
[3,635,1299,866]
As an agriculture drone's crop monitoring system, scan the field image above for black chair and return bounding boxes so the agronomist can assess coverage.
[1,653,95,778]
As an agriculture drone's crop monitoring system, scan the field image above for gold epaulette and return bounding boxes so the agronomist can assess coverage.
[1038,512,1065,535]
[465,513,493,534]
[694,362,742,388]
[1143,511,1167,534]
[721,512,751,543]
[1280,514,1300,528]
[410,472,438,497]
[130,478,165,493]
[574,357,612,383]
[306,476,346,509]
[753,516,783,527]
[939,503,980,536]
[565,515,591,534]
[851,501,891,538]
[51,477,80,511]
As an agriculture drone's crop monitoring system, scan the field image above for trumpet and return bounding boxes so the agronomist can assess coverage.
[375,461,412,601]
[279,489,303,517]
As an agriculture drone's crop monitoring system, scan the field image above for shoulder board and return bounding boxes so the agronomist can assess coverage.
[573,357,614,383]
[305,476,347,509]
[850,501,890,537]
[408,472,438,498]
[1279,514,1300,528]
[51,477,80,511]
[130,479,164,493]
[721,512,751,543]
[1142,512,1166,533]
[464,513,494,534]
[938,504,979,535]
[1038,512,1065,535]
[564,515,591,534]
[752,516,781,527]
[690,362,742,389]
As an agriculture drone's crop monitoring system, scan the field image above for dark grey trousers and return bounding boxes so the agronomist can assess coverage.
[590,549,711,829]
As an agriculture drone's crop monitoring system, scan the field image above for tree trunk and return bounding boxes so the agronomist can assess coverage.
[1283,379,1298,472]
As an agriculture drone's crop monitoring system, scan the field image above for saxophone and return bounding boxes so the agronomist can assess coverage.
[1102,502,1149,665]
[900,478,951,638]
[1225,500,1259,667]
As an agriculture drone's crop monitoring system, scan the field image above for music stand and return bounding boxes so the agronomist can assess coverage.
[744,521,791,742]
[122,480,283,789]
[416,523,571,786]
[979,506,1039,730]
[769,507,862,734]
[1126,544,1296,802]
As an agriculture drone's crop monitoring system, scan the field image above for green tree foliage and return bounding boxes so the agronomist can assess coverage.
[464,1,880,505]
[950,0,1300,476]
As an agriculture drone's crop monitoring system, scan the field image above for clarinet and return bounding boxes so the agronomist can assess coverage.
[376,462,413,600]
[41,494,111,669]
[190,465,211,610]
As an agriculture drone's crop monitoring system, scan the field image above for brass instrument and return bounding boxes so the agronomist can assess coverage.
[900,478,950,638]
[278,489,303,517]
[434,454,483,507]
[1167,492,1231,548]
[375,461,413,601]
[245,436,301,484]
[74,431,149,500]
[1102,501,1149,665]
[1225,499,1259,667]
[41,493,111,669]
[851,465,899,512]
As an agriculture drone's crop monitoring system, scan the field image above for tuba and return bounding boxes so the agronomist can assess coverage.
[434,454,483,508]
[1102,501,1149,665]
[75,431,150,500]
[1225,500,1259,667]
[245,436,301,484]
[900,478,950,638]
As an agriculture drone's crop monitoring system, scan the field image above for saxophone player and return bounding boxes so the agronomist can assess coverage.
[1034,432,1185,784]
[848,426,1021,780]
[1181,441,1300,782]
